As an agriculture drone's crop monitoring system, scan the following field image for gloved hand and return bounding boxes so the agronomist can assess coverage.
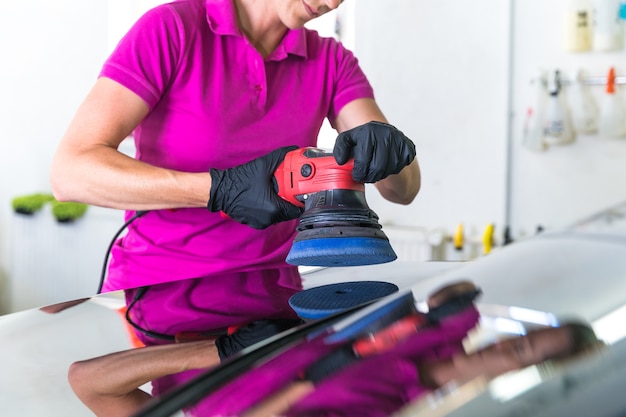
[215,318,303,361]
[208,146,304,229]
[426,287,482,323]
[302,345,358,384]
[333,121,416,183]
[427,280,479,311]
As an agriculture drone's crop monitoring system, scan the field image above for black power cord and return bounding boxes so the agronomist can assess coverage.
[96,210,173,340]
[125,287,176,341]
[97,210,224,342]
[97,210,148,294]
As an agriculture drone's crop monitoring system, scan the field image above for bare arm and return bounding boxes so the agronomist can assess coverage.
[241,381,315,417]
[68,341,220,417]
[50,77,211,210]
[334,98,421,205]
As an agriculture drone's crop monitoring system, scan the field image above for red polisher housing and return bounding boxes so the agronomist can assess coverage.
[275,147,363,207]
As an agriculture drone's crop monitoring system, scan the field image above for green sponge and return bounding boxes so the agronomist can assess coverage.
[11,193,55,215]
[11,193,89,223]
[50,200,89,223]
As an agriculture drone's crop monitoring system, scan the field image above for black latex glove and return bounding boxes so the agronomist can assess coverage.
[215,319,303,361]
[333,121,416,183]
[303,344,358,384]
[208,146,304,229]
[426,288,482,323]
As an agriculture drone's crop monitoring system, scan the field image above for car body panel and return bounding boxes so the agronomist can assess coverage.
[2,202,626,416]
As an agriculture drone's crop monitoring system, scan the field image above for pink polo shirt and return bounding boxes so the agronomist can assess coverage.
[100,0,375,292]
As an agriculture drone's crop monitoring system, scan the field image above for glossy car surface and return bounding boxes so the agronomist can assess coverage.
[2,201,626,417]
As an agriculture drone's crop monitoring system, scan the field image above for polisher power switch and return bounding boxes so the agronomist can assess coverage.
[274,147,363,207]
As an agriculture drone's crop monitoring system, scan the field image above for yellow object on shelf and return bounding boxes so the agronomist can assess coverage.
[482,223,495,255]
[453,224,464,250]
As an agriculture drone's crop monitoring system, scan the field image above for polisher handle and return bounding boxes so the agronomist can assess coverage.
[274,147,363,207]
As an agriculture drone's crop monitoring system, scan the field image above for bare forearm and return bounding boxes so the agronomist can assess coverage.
[51,145,211,210]
[69,341,219,397]
[242,381,315,417]
[68,342,220,417]
[374,158,421,204]
[51,77,212,211]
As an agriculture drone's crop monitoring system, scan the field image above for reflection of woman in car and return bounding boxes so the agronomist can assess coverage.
[67,282,599,417]
[206,286,600,417]
[256,321,599,417]
[67,280,472,416]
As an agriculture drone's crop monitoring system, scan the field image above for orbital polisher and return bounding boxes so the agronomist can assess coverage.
[274,147,397,267]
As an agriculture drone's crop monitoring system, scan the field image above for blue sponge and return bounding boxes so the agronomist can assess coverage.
[323,291,417,344]
[286,237,397,267]
[288,281,399,320]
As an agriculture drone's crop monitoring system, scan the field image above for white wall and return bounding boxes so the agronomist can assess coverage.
[355,0,626,242]
[354,0,512,242]
[0,1,162,313]
[0,1,109,313]
[510,0,626,235]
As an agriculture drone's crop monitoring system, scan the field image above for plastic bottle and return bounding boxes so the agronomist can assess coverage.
[568,69,599,134]
[564,0,594,52]
[598,67,626,138]
[592,0,624,51]
[619,0,626,45]
[543,70,576,146]
[522,71,548,152]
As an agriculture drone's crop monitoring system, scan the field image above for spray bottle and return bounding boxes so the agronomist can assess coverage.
[598,67,626,138]
[522,70,548,151]
[568,69,600,134]
[592,0,624,51]
[543,70,576,146]
[619,0,626,44]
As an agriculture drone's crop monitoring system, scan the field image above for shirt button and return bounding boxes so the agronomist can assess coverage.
[254,84,263,93]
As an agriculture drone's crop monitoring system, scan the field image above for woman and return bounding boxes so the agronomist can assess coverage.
[50,0,419,344]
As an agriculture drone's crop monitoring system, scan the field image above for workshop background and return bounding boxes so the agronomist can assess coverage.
[1,0,625,313]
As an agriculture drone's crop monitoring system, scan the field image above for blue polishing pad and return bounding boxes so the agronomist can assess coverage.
[286,237,397,267]
[324,291,417,344]
[288,281,399,320]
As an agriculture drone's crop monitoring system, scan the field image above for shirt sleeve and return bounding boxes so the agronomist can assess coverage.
[327,44,375,127]
[100,4,183,108]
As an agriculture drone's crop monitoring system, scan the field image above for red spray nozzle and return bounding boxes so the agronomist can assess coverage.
[607,67,616,94]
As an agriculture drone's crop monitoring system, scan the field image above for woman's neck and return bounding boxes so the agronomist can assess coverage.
[233,0,288,58]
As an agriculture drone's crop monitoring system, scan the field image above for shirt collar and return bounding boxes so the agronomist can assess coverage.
[268,28,307,60]
[205,0,240,36]
[205,0,308,60]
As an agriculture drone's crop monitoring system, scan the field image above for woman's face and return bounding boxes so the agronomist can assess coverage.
[277,0,344,28]
[473,326,572,377]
